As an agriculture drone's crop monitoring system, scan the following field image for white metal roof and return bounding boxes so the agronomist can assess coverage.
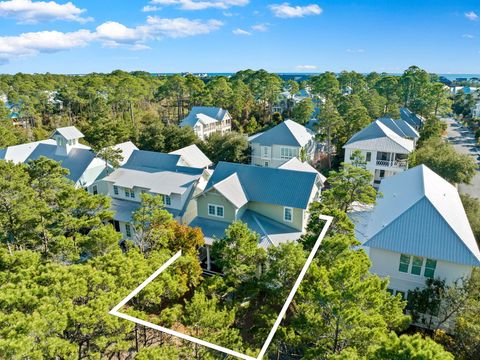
[212,173,248,208]
[279,157,327,184]
[170,144,212,169]
[53,126,84,140]
[112,141,139,165]
[344,120,414,153]
[250,120,315,147]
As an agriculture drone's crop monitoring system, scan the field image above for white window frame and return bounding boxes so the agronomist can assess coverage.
[125,224,132,238]
[284,207,293,222]
[113,185,119,195]
[208,203,224,218]
[280,147,294,160]
[163,194,171,206]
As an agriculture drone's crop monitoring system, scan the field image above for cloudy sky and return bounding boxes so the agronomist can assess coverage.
[0,0,479,74]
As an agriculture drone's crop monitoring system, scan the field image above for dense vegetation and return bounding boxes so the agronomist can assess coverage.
[0,157,462,359]
[0,67,478,358]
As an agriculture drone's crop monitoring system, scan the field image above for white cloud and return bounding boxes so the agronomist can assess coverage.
[346,48,365,53]
[142,5,161,12]
[0,0,91,24]
[251,23,268,31]
[296,65,317,70]
[465,11,478,21]
[0,16,223,63]
[462,33,475,38]
[270,2,322,18]
[0,29,94,63]
[233,28,251,35]
[150,0,249,10]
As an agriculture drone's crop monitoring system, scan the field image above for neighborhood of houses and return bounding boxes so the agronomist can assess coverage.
[1,103,479,315]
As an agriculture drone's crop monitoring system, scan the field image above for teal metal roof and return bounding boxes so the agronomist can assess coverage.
[205,161,317,209]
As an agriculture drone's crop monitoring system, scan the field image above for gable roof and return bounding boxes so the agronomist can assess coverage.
[112,141,138,165]
[212,173,248,208]
[204,162,317,209]
[0,139,95,184]
[170,144,212,168]
[343,120,414,153]
[180,106,230,128]
[250,119,315,147]
[363,165,480,266]
[102,149,204,195]
[279,157,327,184]
[377,117,420,140]
[52,126,84,140]
[400,108,424,128]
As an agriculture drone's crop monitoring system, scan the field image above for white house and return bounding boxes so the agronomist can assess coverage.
[179,106,232,140]
[0,126,105,188]
[89,148,211,240]
[351,165,480,300]
[472,101,480,118]
[249,119,317,168]
[343,118,417,187]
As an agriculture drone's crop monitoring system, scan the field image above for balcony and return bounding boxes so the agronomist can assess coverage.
[376,159,408,169]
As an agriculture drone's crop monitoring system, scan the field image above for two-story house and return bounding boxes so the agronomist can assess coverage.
[249,119,316,168]
[179,106,232,140]
[89,149,210,240]
[343,118,417,187]
[351,165,480,300]
[189,162,319,269]
[0,126,105,188]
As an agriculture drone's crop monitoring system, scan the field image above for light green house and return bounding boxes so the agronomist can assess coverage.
[189,162,321,269]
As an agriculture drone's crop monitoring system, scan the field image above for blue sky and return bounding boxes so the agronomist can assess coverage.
[0,0,479,74]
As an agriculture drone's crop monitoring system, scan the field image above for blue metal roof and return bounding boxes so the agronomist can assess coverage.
[400,108,424,128]
[364,197,480,266]
[205,161,317,209]
[123,150,203,175]
[25,144,96,183]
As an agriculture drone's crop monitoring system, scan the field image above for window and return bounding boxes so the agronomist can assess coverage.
[366,152,372,162]
[411,256,423,275]
[284,207,293,222]
[92,185,98,195]
[379,170,385,178]
[125,224,132,237]
[130,189,135,198]
[163,195,171,206]
[208,205,216,216]
[125,188,135,198]
[113,185,119,195]
[125,188,130,197]
[208,204,224,218]
[264,161,269,167]
[113,220,120,232]
[399,254,410,273]
[424,259,437,278]
[280,147,294,159]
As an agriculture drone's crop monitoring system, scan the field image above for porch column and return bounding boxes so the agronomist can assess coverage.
[206,246,211,271]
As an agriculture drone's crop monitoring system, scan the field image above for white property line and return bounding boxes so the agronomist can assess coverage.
[109,215,333,360]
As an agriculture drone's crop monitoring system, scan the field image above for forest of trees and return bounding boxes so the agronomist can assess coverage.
[0,67,479,358]
[1,157,478,359]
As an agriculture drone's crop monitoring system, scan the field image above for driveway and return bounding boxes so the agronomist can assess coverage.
[443,117,480,198]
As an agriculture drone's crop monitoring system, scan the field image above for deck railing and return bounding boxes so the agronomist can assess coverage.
[376,159,408,168]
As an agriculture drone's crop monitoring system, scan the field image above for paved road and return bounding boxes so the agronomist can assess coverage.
[443,117,480,197]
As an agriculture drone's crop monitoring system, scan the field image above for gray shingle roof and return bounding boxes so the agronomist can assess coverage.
[204,162,317,209]
[250,119,315,147]
[343,120,414,153]
[363,165,480,266]
[52,126,84,140]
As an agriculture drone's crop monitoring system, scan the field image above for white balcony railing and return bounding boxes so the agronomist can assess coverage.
[376,159,408,168]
